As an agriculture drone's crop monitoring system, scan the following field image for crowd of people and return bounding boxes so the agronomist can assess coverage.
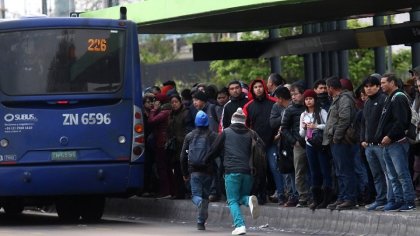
[140,68,420,235]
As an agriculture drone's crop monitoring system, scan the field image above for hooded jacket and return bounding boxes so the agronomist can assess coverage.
[243,79,277,146]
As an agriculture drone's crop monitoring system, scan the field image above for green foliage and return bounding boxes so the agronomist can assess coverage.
[184,34,212,45]
[139,35,176,64]
[209,30,305,86]
[392,49,412,79]
[348,49,375,86]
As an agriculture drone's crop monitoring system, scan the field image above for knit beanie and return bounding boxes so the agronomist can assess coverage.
[231,108,246,125]
[192,91,208,102]
[195,110,209,127]
[303,89,317,99]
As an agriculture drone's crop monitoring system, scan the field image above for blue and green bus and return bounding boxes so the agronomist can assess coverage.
[0,14,145,221]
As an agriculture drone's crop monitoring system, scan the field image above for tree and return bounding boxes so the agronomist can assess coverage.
[209,29,304,86]
[139,35,176,64]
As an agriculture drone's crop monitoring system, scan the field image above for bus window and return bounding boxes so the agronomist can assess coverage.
[0,28,124,95]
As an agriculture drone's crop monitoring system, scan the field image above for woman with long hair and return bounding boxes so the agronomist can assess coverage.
[167,94,194,199]
[299,89,333,210]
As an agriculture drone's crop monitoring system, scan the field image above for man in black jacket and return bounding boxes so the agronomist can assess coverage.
[281,83,309,207]
[374,73,416,212]
[220,80,249,131]
[360,75,393,211]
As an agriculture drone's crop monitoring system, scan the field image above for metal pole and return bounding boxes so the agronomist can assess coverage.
[313,23,322,81]
[269,29,281,74]
[411,6,420,67]
[329,21,339,76]
[338,20,349,78]
[373,16,386,74]
[0,0,5,19]
[303,24,314,87]
[42,0,47,15]
[321,22,330,77]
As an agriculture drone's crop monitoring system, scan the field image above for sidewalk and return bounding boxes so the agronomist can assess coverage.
[104,197,420,235]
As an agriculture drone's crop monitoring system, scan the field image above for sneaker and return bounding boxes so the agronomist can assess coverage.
[296,200,308,208]
[232,226,246,235]
[399,202,416,212]
[248,195,260,219]
[209,195,220,202]
[383,201,403,212]
[197,223,205,230]
[268,192,278,203]
[365,202,386,211]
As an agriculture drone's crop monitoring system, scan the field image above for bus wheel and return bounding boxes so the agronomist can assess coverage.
[56,199,81,222]
[3,201,24,216]
[80,197,105,222]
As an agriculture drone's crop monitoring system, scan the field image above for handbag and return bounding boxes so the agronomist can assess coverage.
[308,129,325,150]
[164,137,177,152]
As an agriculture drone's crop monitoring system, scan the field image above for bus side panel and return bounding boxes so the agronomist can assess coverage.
[0,163,132,196]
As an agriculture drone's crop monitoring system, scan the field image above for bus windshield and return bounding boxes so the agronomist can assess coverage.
[0,28,125,95]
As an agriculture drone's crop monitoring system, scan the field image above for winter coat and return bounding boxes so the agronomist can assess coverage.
[180,128,217,176]
[361,91,387,143]
[205,123,252,175]
[148,103,171,148]
[243,79,277,146]
[322,90,356,145]
[374,89,412,143]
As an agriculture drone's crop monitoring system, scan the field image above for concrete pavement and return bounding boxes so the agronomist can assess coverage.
[104,197,420,235]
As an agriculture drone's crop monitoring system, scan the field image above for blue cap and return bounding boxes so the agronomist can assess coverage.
[195,111,209,127]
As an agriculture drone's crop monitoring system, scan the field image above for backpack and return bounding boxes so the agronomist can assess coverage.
[249,130,267,177]
[188,132,211,168]
[391,91,419,142]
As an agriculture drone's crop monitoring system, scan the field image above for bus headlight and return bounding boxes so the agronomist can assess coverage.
[0,139,9,148]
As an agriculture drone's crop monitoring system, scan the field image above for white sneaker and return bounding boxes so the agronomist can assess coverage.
[248,195,260,219]
[232,226,246,235]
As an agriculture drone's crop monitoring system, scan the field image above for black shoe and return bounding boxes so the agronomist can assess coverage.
[197,223,205,230]
[327,200,343,210]
[336,200,356,210]
[209,195,220,202]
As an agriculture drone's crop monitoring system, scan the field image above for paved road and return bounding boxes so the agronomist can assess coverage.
[0,210,318,236]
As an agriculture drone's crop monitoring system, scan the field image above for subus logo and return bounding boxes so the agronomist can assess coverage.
[4,113,37,122]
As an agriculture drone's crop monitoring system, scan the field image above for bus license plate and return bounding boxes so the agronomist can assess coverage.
[51,151,77,161]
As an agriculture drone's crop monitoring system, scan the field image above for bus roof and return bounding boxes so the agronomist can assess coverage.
[0,17,130,31]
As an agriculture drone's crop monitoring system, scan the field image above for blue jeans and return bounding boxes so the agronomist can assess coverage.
[383,141,415,203]
[267,144,286,198]
[190,172,213,224]
[331,143,357,202]
[365,145,394,204]
[224,173,253,228]
[306,144,332,188]
[352,145,369,195]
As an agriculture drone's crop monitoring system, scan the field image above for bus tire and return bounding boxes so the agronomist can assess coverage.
[80,197,105,222]
[56,199,81,222]
[3,201,24,216]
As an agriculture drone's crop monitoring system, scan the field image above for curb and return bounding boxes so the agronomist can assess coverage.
[104,197,420,235]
